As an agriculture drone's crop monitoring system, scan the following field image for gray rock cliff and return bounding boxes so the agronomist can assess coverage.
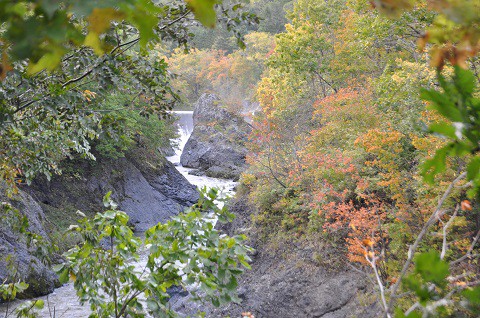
[180,94,251,180]
[172,196,380,318]
[0,187,60,298]
[28,152,199,232]
[1,149,199,297]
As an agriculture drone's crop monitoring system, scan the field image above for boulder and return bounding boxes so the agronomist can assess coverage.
[117,158,199,231]
[180,94,251,180]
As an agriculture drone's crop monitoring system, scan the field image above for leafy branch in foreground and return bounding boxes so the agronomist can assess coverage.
[55,188,252,318]
[364,172,480,317]
[361,68,480,318]
[421,67,480,197]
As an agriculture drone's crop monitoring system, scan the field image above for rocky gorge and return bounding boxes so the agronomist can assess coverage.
[0,149,199,299]
[1,94,375,317]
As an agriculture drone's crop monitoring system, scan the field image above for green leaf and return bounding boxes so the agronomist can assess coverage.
[88,8,125,34]
[39,0,60,18]
[421,146,449,183]
[429,123,456,139]
[394,308,422,318]
[34,299,45,309]
[421,89,463,122]
[467,156,480,182]
[186,0,218,28]
[58,268,70,284]
[226,276,237,290]
[463,286,480,313]
[146,298,159,311]
[415,251,449,287]
[27,48,65,74]
[454,66,476,96]
[84,32,104,55]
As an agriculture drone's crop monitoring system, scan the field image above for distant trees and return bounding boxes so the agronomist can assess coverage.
[165,31,274,111]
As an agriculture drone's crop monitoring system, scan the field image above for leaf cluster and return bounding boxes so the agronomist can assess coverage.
[421,67,480,197]
[56,188,252,317]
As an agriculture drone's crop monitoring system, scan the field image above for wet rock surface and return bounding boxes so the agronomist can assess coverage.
[180,94,251,181]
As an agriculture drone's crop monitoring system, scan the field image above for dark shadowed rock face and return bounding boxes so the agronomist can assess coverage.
[115,158,199,231]
[28,153,199,232]
[1,149,199,297]
[180,94,251,180]
[0,187,60,298]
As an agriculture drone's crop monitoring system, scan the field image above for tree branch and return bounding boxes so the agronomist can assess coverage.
[450,228,480,266]
[440,205,459,260]
[388,172,466,311]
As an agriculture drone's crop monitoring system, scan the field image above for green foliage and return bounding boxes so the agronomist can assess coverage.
[397,251,480,317]
[56,189,252,317]
[0,281,29,302]
[421,67,480,196]
[0,201,54,318]
[94,93,177,159]
[0,0,258,190]
[10,300,44,318]
[187,0,218,28]
[244,1,480,317]
[250,0,290,34]
[0,201,55,267]
[0,0,230,73]
[462,286,480,314]
[402,252,449,306]
[0,34,176,188]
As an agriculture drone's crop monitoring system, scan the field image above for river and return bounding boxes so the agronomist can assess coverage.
[0,111,236,318]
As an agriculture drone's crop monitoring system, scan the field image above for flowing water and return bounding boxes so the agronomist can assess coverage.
[166,111,237,199]
[0,111,236,318]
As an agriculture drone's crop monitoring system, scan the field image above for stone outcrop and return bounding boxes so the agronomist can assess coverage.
[1,148,199,297]
[28,151,199,232]
[0,187,60,298]
[180,94,251,180]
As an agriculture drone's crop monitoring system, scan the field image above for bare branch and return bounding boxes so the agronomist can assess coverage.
[440,205,459,260]
[365,251,391,318]
[450,228,480,266]
[388,172,466,310]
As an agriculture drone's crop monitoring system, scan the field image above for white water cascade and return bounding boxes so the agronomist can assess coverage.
[166,111,237,199]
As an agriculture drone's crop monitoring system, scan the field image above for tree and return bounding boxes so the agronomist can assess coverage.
[55,189,251,318]
[0,0,258,315]
[0,0,258,192]
[244,0,480,316]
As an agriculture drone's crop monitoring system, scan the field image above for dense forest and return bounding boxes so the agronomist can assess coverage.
[1,0,480,317]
